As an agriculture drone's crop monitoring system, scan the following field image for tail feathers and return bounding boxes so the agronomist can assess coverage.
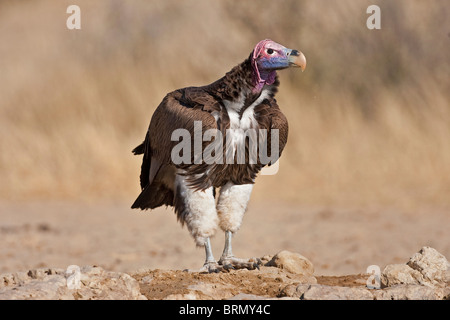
[131,183,174,210]
[132,142,145,155]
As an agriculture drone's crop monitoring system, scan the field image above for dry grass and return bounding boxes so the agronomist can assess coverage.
[1,0,449,211]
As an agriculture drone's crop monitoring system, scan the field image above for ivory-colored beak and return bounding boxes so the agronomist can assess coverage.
[289,50,307,72]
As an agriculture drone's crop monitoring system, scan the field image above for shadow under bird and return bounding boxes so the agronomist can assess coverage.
[132,39,306,272]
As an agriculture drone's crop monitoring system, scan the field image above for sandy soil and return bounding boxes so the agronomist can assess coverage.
[132,267,370,300]
[0,200,449,278]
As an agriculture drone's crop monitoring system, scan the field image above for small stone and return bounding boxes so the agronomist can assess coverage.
[228,293,269,300]
[407,247,449,285]
[295,284,311,298]
[13,272,29,285]
[381,264,424,287]
[0,275,68,300]
[140,275,153,284]
[0,274,15,288]
[279,284,298,297]
[186,282,235,300]
[373,285,441,300]
[164,293,199,300]
[381,247,450,288]
[266,250,314,276]
[279,284,311,298]
[301,284,373,300]
[80,266,103,276]
[260,255,274,264]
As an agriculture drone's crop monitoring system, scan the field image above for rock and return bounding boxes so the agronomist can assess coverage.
[279,284,299,297]
[266,250,314,276]
[0,266,146,300]
[381,264,424,287]
[257,265,317,285]
[279,283,311,298]
[301,284,373,300]
[407,246,449,286]
[27,268,62,279]
[381,247,450,288]
[0,271,32,288]
[281,281,449,300]
[227,293,270,300]
[373,285,444,300]
[186,282,235,300]
[1,249,447,300]
[260,255,274,265]
[443,287,450,300]
[0,274,71,300]
[163,292,200,300]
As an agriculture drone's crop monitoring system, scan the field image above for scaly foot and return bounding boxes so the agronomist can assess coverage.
[218,256,262,270]
[196,261,235,273]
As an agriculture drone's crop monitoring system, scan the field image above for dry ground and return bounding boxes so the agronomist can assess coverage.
[1,201,448,278]
[132,267,370,300]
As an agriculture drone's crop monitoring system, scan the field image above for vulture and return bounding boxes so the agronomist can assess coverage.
[132,39,306,272]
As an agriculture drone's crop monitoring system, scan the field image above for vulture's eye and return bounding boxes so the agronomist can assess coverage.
[266,48,274,55]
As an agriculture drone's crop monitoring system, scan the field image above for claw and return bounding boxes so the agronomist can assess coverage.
[249,257,262,270]
[223,264,235,272]
[199,261,223,273]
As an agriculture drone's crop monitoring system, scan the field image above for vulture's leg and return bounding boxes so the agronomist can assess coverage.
[174,175,223,273]
[217,183,262,270]
[200,237,226,273]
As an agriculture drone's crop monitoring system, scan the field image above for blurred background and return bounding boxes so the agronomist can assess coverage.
[0,0,449,275]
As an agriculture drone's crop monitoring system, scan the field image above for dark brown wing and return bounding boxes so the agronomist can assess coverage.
[132,130,151,190]
[148,88,220,165]
[131,87,220,209]
[254,96,288,165]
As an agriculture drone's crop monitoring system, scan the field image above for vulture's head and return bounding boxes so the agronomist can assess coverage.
[251,39,306,92]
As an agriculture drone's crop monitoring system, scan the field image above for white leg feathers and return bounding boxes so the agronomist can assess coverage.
[174,175,253,249]
[174,175,218,247]
[217,182,253,233]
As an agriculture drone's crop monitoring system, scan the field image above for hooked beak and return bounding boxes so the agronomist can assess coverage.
[288,49,306,72]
